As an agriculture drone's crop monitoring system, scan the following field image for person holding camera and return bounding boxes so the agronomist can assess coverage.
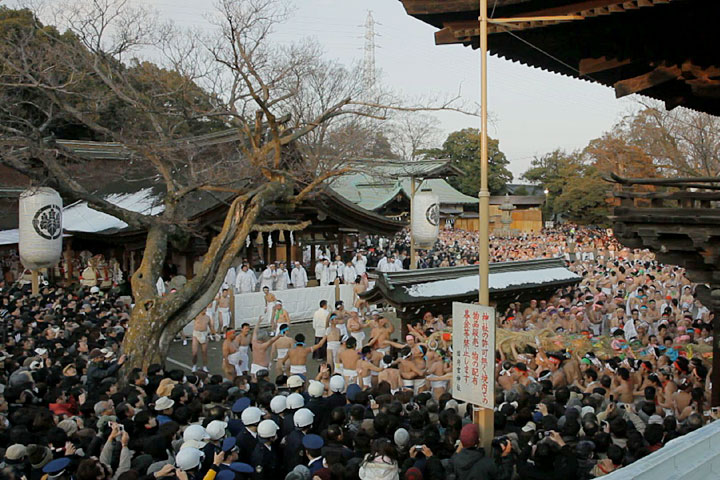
[448,424,513,480]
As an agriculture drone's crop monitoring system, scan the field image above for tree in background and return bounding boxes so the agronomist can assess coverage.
[422,128,512,196]
[620,103,720,177]
[522,149,609,225]
[0,1,471,370]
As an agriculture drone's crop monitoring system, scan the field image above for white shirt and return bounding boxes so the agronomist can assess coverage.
[391,259,404,272]
[376,257,389,273]
[156,277,166,296]
[291,266,308,288]
[224,267,237,289]
[328,262,338,283]
[235,270,256,293]
[624,318,638,342]
[352,255,367,276]
[313,307,330,338]
[343,265,357,284]
[275,269,290,290]
[260,268,276,291]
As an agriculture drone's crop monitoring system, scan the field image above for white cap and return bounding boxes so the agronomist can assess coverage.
[287,375,304,389]
[294,408,314,428]
[90,286,100,294]
[257,419,279,439]
[155,396,175,411]
[175,447,204,470]
[308,381,324,398]
[241,406,262,426]
[329,375,345,393]
[270,396,287,414]
[286,393,305,410]
[183,424,210,444]
[205,420,228,441]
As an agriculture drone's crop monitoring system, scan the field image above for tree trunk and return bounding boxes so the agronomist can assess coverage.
[120,182,289,375]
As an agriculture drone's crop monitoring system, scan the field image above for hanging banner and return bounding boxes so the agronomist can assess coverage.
[452,302,495,408]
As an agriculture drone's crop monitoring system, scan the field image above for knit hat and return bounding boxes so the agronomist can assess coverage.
[27,444,53,470]
[405,467,424,480]
[393,428,410,448]
[460,424,479,448]
[57,419,79,436]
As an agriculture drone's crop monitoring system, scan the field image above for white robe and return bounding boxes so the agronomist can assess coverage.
[390,260,404,272]
[343,265,357,284]
[316,263,330,286]
[156,277,166,295]
[352,255,367,276]
[376,257,390,273]
[275,269,290,290]
[291,267,308,288]
[260,268,277,291]
[235,270,256,293]
[223,267,237,289]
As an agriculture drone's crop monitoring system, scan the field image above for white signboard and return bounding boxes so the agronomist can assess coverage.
[452,302,495,408]
[544,221,554,229]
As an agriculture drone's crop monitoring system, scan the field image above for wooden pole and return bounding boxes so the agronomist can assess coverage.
[31,270,39,297]
[476,0,494,452]
[410,177,417,270]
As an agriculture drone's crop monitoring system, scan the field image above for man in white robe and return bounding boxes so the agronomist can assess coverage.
[291,261,308,288]
[259,264,277,291]
[343,261,357,284]
[352,252,367,276]
[274,263,290,290]
[235,264,256,293]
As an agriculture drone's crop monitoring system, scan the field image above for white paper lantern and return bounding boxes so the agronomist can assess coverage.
[411,189,439,248]
[19,187,63,270]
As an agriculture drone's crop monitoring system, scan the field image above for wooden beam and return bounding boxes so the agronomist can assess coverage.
[579,56,632,75]
[434,27,460,45]
[614,65,681,97]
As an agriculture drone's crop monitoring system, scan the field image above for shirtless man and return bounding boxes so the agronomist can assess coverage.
[426,350,451,398]
[338,337,360,385]
[368,316,398,357]
[612,366,635,405]
[250,315,280,377]
[347,311,368,349]
[332,301,349,339]
[325,315,342,372]
[377,355,402,393]
[235,322,252,375]
[222,330,241,380]
[399,346,427,394]
[356,346,383,390]
[270,300,291,336]
[217,287,232,333]
[262,285,276,325]
[281,333,327,377]
[192,307,216,373]
[272,324,293,374]
[353,279,369,314]
[547,353,568,388]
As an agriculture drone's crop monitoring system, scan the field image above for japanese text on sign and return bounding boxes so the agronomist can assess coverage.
[452,302,495,408]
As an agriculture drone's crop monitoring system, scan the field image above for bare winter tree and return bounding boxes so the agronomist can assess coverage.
[0,0,472,369]
[389,112,442,161]
[618,100,720,177]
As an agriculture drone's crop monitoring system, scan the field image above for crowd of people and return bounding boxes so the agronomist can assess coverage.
[0,225,716,480]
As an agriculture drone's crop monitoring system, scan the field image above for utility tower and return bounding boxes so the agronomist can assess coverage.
[363,11,378,89]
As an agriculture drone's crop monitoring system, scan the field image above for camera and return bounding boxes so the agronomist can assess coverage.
[491,436,509,451]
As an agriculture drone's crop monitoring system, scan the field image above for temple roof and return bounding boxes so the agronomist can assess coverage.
[399,0,720,115]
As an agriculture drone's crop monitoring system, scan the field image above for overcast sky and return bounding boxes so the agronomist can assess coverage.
[35,0,640,179]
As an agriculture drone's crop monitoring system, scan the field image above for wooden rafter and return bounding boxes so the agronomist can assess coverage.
[614,65,681,97]
[579,56,632,75]
[423,0,678,43]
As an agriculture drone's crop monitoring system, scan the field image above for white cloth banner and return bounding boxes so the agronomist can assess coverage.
[233,284,355,328]
[452,302,495,408]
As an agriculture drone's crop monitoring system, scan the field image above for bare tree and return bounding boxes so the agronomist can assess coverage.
[389,112,441,161]
[618,100,720,177]
[0,0,471,369]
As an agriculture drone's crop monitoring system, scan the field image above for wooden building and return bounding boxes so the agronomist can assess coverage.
[330,159,544,233]
[361,258,580,322]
